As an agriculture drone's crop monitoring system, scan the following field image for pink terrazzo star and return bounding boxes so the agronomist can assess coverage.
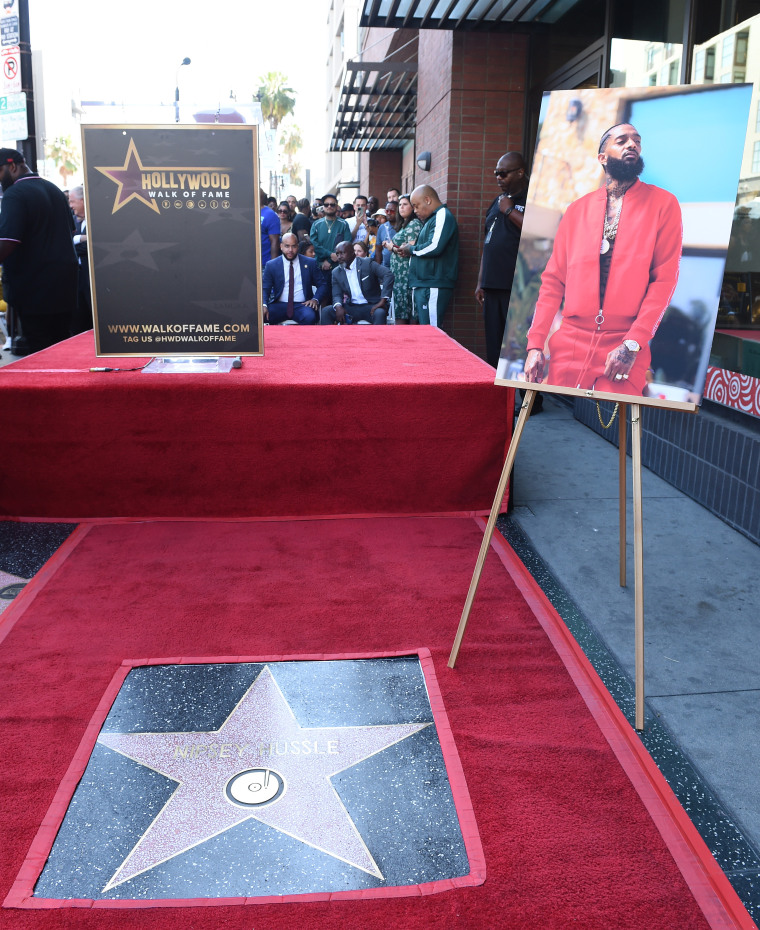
[0,571,25,616]
[98,666,430,890]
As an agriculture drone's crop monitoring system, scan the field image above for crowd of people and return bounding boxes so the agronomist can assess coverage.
[261,184,460,327]
[0,151,513,356]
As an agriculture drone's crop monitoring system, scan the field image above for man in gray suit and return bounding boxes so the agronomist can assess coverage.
[321,241,393,324]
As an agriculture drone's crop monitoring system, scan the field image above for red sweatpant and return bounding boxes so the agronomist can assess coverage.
[546,322,651,395]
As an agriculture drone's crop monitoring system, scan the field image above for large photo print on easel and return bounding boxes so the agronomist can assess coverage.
[495,85,752,410]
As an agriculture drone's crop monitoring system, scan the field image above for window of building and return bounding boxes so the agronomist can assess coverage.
[752,140,760,174]
[722,33,735,70]
[693,14,760,336]
[736,31,749,66]
[705,46,716,80]
[694,49,705,81]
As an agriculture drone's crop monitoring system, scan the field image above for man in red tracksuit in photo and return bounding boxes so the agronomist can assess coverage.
[524,122,682,396]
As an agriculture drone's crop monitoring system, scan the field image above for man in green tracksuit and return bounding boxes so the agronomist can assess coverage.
[397,185,459,326]
[310,193,351,273]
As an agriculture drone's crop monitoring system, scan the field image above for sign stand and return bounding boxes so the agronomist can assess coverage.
[448,391,648,732]
[619,406,627,588]
[142,357,238,374]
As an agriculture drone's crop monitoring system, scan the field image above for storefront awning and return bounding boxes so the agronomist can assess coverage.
[330,61,417,153]
[360,0,581,30]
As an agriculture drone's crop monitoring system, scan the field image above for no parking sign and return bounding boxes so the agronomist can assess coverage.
[1,45,20,95]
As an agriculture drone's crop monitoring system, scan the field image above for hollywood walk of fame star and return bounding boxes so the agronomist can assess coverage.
[95,230,176,271]
[97,666,430,891]
[94,137,229,216]
[193,276,258,314]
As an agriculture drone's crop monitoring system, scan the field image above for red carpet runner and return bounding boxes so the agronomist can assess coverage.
[0,517,752,928]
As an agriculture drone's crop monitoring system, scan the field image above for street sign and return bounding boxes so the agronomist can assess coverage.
[0,91,27,141]
[1,15,19,48]
[1,45,20,94]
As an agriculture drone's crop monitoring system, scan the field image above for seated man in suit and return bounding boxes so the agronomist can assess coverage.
[262,232,328,324]
[321,240,393,324]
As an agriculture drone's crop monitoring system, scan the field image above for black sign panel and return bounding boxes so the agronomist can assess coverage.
[82,125,263,357]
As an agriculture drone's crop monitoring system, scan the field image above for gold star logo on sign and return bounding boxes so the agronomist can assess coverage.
[95,139,161,215]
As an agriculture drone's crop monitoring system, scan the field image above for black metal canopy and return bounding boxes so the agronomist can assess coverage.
[330,61,418,153]
[360,0,580,31]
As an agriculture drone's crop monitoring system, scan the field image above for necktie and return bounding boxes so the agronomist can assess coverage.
[287,261,295,319]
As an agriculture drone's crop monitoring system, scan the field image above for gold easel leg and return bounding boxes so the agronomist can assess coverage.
[619,404,627,588]
[448,390,536,668]
[631,403,645,731]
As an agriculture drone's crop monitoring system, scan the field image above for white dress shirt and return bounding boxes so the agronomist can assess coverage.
[73,219,86,246]
[277,255,305,303]
[343,260,368,305]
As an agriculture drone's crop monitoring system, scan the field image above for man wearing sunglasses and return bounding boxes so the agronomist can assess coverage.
[475,152,528,369]
[310,195,351,273]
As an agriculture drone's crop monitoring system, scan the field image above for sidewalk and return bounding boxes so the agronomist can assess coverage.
[499,394,760,920]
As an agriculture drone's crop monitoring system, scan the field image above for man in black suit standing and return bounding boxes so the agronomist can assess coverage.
[322,241,393,325]
[262,232,328,324]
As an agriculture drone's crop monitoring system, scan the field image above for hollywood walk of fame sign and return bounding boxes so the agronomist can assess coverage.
[81,125,264,357]
[17,655,483,905]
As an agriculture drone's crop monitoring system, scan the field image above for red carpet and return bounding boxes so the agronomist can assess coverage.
[0,516,750,928]
[0,328,511,520]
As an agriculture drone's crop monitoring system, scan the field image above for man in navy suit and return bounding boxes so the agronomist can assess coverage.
[322,241,393,324]
[262,232,328,324]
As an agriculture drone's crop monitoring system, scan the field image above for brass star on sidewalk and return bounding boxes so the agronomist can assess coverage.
[98,666,429,891]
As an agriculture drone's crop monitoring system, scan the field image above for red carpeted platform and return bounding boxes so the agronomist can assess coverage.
[0,517,752,929]
[0,328,511,520]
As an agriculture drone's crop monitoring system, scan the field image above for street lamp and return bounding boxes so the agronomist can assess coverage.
[174,57,191,123]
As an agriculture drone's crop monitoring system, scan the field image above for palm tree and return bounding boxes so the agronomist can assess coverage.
[256,72,296,131]
[46,136,80,186]
[280,122,303,187]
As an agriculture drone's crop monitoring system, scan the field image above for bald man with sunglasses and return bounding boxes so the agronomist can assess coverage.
[476,152,528,368]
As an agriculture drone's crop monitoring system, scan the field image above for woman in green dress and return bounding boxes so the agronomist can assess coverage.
[385,195,422,324]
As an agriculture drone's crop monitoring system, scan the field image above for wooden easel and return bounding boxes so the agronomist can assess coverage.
[448,390,648,732]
